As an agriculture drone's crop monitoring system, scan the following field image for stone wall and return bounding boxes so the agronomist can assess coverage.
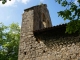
[18,4,53,60]
[18,4,80,60]
[34,34,80,60]
[18,31,80,60]
[33,4,52,31]
[18,9,35,60]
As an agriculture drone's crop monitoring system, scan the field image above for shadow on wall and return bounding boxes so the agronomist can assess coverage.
[35,33,80,49]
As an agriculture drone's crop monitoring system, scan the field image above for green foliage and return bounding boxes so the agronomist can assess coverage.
[0,22,20,60]
[66,20,80,34]
[56,0,80,34]
[2,0,6,4]
[0,0,11,4]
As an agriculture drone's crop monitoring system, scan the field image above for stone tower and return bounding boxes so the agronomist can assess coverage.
[18,4,52,60]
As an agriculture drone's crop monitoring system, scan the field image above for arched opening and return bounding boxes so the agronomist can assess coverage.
[42,13,46,28]
[46,20,50,27]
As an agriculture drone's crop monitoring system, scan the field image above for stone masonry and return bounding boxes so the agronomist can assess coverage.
[34,32,80,60]
[18,4,80,60]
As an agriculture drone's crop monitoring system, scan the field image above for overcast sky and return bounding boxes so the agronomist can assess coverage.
[0,0,77,26]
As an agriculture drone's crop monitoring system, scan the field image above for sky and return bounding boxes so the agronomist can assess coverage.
[0,0,77,26]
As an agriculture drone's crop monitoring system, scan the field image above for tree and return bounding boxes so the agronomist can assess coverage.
[0,22,20,60]
[55,0,80,34]
[0,0,11,4]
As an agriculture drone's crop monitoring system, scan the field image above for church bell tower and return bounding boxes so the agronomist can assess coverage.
[18,4,52,60]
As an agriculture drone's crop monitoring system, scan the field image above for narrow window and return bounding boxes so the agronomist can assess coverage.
[42,13,46,28]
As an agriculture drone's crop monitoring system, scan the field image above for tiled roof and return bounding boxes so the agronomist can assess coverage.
[33,24,67,36]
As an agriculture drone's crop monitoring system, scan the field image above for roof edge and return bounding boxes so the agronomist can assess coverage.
[24,4,47,11]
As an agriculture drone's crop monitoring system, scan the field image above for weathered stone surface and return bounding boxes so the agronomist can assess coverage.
[18,4,80,60]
